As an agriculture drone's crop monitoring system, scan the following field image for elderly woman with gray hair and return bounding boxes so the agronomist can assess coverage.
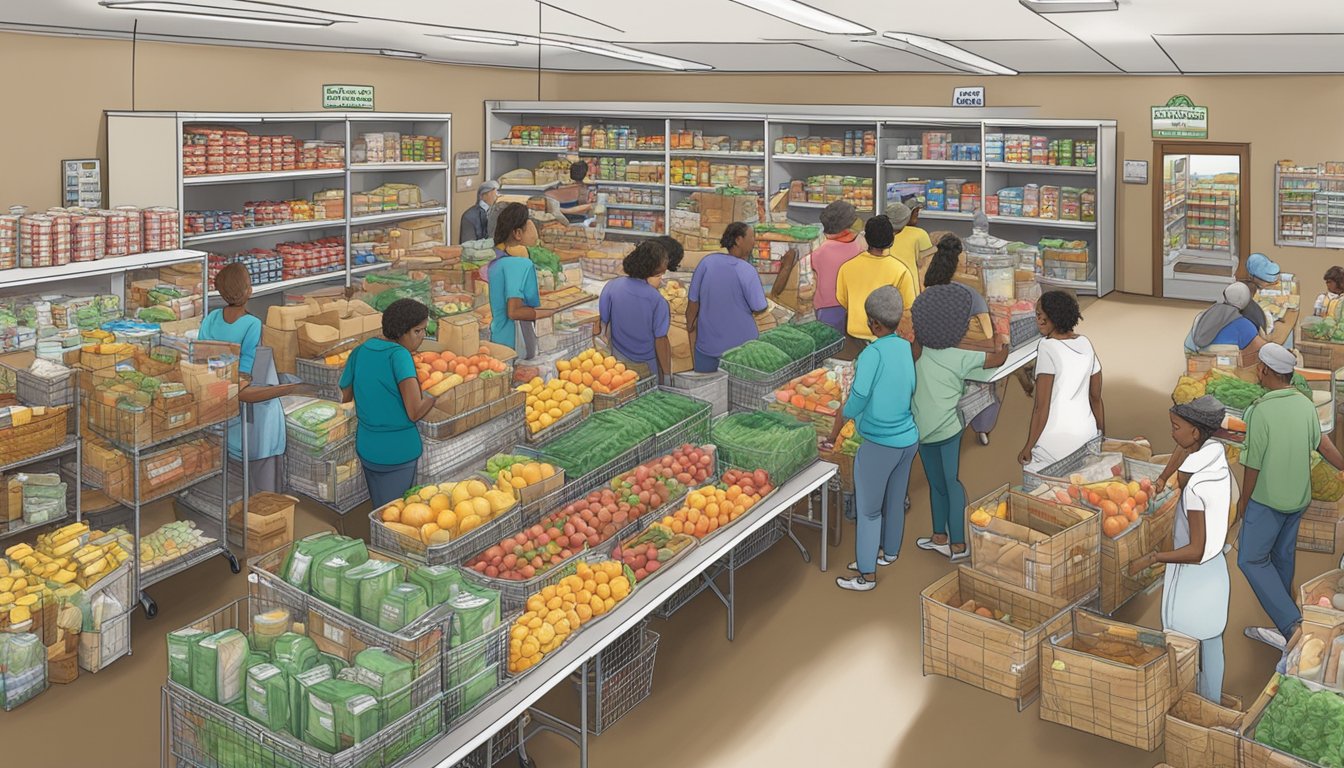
[826,285,919,591]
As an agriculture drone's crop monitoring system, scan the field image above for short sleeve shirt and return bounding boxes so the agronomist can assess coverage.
[339,338,422,465]
[688,253,768,357]
[891,227,933,288]
[1241,387,1321,512]
[1210,316,1259,349]
[599,277,670,364]
[912,346,988,444]
[1178,441,1232,564]
[487,254,540,350]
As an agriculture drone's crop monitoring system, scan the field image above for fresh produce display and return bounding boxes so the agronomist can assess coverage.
[489,460,559,494]
[321,349,353,367]
[413,348,509,397]
[774,368,843,415]
[1171,375,1206,405]
[1255,675,1344,767]
[661,468,773,538]
[1312,453,1344,502]
[621,444,715,490]
[527,245,563,277]
[138,520,216,572]
[793,320,844,351]
[1205,373,1265,410]
[757,325,816,362]
[1052,478,1156,538]
[660,279,688,316]
[1,525,130,633]
[557,349,642,394]
[377,480,516,546]
[437,299,472,315]
[508,560,633,675]
[1305,316,1344,342]
[517,376,592,434]
[609,463,681,515]
[612,524,695,582]
[538,410,652,478]
[836,420,862,456]
[967,499,1010,528]
[710,410,818,482]
[612,390,706,435]
[483,453,535,478]
[720,340,794,379]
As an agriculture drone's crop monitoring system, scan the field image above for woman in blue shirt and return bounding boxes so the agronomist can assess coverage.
[596,240,673,384]
[339,299,438,507]
[487,203,555,358]
[197,263,299,493]
[825,286,919,592]
[1184,281,1266,354]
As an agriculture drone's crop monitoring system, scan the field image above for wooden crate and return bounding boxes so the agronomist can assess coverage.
[1297,337,1344,372]
[967,484,1100,603]
[1297,517,1340,554]
[1164,691,1243,768]
[920,565,1076,710]
[1039,610,1199,751]
[1238,676,1317,768]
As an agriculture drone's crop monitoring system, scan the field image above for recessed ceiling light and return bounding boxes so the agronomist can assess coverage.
[432,31,712,71]
[1019,0,1119,12]
[448,34,519,47]
[729,0,872,35]
[880,32,1017,75]
[378,49,424,59]
[99,1,336,26]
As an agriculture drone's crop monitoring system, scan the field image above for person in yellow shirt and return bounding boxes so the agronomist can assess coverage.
[885,200,934,291]
[836,215,916,342]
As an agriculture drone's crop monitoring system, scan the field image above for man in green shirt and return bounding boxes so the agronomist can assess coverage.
[1238,343,1344,650]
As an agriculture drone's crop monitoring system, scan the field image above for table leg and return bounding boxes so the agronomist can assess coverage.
[728,560,735,641]
[820,486,829,572]
[579,658,589,768]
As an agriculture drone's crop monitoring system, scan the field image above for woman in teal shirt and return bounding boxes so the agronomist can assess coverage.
[339,299,438,507]
[487,203,555,358]
[197,263,298,493]
[826,286,918,592]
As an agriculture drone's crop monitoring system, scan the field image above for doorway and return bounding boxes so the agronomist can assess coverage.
[1152,141,1251,301]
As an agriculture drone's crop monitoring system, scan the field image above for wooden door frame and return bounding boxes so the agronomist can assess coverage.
[1152,141,1252,298]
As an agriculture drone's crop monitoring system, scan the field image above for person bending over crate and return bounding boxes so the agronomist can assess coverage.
[1017,291,1105,473]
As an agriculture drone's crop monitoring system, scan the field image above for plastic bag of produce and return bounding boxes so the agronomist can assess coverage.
[408,564,463,605]
[316,653,348,677]
[339,559,405,624]
[281,533,367,593]
[250,608,291,654]
[288,665,332,740]
[0,633,47,710]
[271,633,319,677]
[450,663,500,721]
[378,583,429,632]
[304,679,378,752]
[448,583,501,686]
[353,647,415,723]
[167,627,208,687]
[191,629,249,704]
[313,554,361,607]
[245,663,290,733]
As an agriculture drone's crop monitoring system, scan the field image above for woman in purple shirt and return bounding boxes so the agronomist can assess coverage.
[686,222,769,373]
[596,240,673,383]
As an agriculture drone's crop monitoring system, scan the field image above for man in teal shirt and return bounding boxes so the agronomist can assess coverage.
[1239,343,1344,649]
[340,299,438,507]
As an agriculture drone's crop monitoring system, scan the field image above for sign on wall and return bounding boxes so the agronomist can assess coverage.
[1152,95,1208,139]
[61,158,101,207]
[953,86,985,107]
[1122,160,1149,184]
[322,84,375,110]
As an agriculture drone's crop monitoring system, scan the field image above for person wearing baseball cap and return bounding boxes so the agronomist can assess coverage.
[1129,395,1233,703]
[458,179,500,243]
[1238,253,1282,336]
[1238,342,1344,650]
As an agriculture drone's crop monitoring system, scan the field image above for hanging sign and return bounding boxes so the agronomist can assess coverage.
[1152,95,1208,139]
[322,84,375,110]
[953,86,985,107]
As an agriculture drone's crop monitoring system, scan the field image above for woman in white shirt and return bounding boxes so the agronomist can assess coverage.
[1129,396,1233,703]
[1017,291,1104,471]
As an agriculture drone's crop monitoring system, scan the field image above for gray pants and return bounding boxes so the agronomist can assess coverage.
[248,456,284,495]
[853,440,918,574]
[363,458,420,509]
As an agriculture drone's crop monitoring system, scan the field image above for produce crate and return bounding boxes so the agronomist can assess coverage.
[989,305,1041,349]
[648,390,713,455]
[369,501,522,569]
[285,402,356,457]
[1039,609,1199,751]
[1165,692,1244,768]
[584,623,660,735]
[821,446,855,494]
[0,355,77,432]
[420,389,523,441]
[723,356,811,413]
[419,405,526,485]
[523,401,590,446]
[77,608,131,673]
[1298,517,1340,554]
[728,518,784,569]
[465,545,622,618]
[1238,675,1326,768]
[1298,336,1344,372]
[286,436,370,510]
[920,565,1075,710]
[0,402,68,467]
[966,485,1100,604]
[1185,347,1258,378]
[666,371,728,417]
[593,363,655,412]
[475,450,565,514]
[443,622,513,726]
[537,323,594,358]
[294,356,345,401]
[537,435,656,499]
[709,411,819,485]
[957,381,996,427]
[101,432,223,508]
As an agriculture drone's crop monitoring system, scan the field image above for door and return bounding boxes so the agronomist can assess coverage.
[1153,142,1251,301]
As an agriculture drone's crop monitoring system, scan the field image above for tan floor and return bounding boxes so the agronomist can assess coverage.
[8,293,1334,768]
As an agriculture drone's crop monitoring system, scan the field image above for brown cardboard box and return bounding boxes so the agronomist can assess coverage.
[437,314,480,357]
[692,192,759,238]
[306,300,382,340]
[265,304,314,332]
[669,326,693,373]
[228,492,297,556]
[263,326,299,374]
[680,249,714,272]
[389,217,446,253]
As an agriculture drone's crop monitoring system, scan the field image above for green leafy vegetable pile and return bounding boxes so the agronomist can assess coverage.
[758,326,816,362]
[539,410,651,478]
[616,391,708,437]
[721,340,794,380]
[793,321,844,350]
[1209,372,1312,411]
[1306,317,1344,343]
[710,410,818,482]
[754,223,821,241]
[527,245,563,276]
[1256,675,1344,767]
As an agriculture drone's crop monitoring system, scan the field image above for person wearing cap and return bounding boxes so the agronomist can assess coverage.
[889,197,936,285]
[1241,252,1281,335]
[807,200,866,335]
[836,215,916,343]
[1237,342,1344,650]
[1184,282,1266,354]
[1018,291,1105,471]
[458,180,499,244]
[1130,396,1235,703]
[824,286,918,592]
[910,285,1009,562]
[1314,265,1344,318]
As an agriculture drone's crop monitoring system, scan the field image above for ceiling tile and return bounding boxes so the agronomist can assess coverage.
[952,39,1118,73]
[1156,33,1344,73]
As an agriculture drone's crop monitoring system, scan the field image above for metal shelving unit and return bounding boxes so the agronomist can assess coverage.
[0,435,81,542]
[1275,163,1344,248]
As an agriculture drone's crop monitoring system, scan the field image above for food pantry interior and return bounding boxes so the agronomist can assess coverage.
[9,2,1344,767]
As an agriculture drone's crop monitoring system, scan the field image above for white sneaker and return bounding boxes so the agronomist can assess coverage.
[836,574,875,592]
[917,537,952,556]
[847,554,897,571]
[949,548,970,564]
[977,432,990,446]
[1245,626,1286,650]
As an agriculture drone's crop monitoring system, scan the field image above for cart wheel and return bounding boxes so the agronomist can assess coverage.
[141,595,158,618]
[226,552,241,574]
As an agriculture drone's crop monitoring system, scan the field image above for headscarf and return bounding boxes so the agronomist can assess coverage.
[1189,282,1254,349]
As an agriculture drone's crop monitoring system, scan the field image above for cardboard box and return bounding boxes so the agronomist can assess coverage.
[419,337,516,363]
[437,314,480,357]
[692,192,759,237]
[389,217,446,253]
[228,492,297,556]
[306,301,382,341]
[668,325,693,373]
[262,326,298,374]
[265,304,314,332]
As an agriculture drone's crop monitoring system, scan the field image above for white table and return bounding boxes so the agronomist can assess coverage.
[965,342,1039,384]
[401,461,837,768]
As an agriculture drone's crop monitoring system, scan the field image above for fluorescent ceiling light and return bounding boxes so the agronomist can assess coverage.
[1019,0,1118,11]
[99,1,336,26]
[729,0,873,35]
[378,49,424,59]
[880,32,1017,75]
[433,31,712,70]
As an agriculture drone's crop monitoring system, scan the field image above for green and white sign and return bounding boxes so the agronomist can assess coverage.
[322,84,374,110]
[1152,95,1208,139]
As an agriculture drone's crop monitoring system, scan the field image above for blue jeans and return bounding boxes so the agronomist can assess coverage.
[1237,498,1306,638]
[919,434,967,545]
[693,348,720,373]
[853,441,918,574]
[363,458,420,509]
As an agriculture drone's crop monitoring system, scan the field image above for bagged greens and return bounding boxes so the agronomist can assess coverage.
[245,663,290,733]
[288,665,333,741]
[281,533,367,593]
[191,629,249,704]
[353,647,415,724]
[304,679,378,752]
[337,559,405,624]
[408,565,463,605]
[167,627,208,687]
[447,583,501,687]
[0,633,47,711]
[378,583,429,632]
[313,554,362,607]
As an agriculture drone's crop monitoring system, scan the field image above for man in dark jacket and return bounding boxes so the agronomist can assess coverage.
[458,180,499,243]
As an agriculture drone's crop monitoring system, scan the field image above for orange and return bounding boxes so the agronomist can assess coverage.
[1098,500,1118,517]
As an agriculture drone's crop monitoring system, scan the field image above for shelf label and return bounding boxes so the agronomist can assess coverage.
[322,84,374,110]
[953,86,985,107]
[1152,95,1208,139]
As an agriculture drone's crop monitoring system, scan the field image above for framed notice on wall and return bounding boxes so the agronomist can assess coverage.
[62,158,102,208]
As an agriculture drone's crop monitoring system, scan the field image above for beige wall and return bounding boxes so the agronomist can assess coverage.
[0,32,547,235]
[6,30,1344,295]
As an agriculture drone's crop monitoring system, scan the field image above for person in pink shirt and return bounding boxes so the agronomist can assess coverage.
[809,200,866,334]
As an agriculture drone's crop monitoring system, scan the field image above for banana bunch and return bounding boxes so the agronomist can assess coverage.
[1172,374,1207,405]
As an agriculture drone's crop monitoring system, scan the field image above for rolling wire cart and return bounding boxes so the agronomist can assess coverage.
[0,400,82,542]
[283,393,369,530]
